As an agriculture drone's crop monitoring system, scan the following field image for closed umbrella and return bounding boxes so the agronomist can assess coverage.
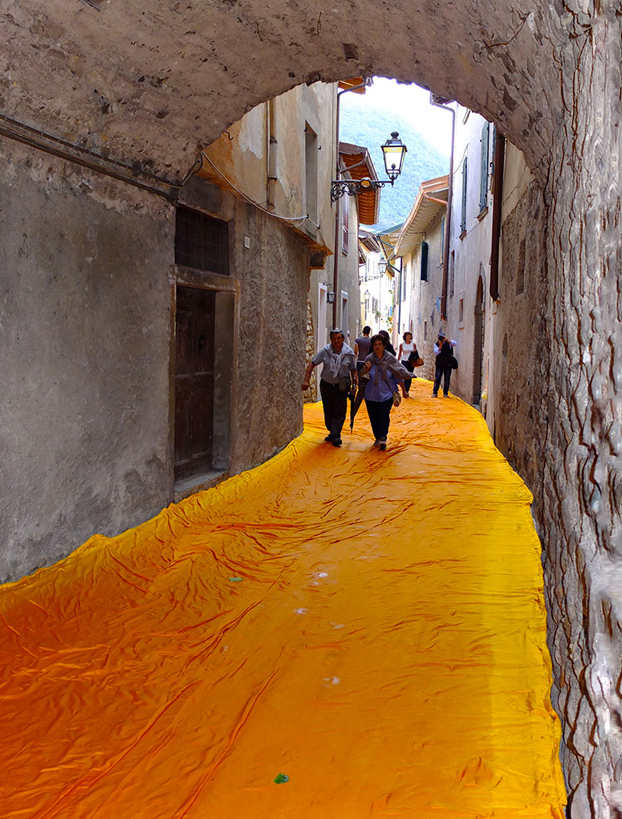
[349,376,369,430]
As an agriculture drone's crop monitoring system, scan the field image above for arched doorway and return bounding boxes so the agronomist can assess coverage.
[472,271,485,406]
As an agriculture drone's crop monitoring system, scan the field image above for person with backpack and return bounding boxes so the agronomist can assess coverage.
[432,330,458,398]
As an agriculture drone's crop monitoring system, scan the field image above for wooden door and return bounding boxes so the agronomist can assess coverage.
[174,286,216,480]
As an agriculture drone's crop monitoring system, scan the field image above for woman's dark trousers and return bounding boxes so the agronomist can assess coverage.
[402,360,414,393]
[433,365,452,396]
[320,379,347,438]
[365,398,393,441]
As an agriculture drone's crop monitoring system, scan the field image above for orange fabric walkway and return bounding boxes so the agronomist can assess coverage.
[0,380,566,818]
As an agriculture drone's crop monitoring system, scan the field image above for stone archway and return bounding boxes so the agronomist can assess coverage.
[3,2,563,179]
[3,2,622,816]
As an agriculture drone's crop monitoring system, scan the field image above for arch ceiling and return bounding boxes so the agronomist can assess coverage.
[2,0,567,182]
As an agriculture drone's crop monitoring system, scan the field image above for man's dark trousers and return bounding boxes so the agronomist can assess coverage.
[433,365,452,396]
[320,379,347,439]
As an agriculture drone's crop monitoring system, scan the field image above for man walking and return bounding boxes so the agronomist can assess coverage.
[302,329,358,447]
[353,326,372,375]
[432,330,458,398]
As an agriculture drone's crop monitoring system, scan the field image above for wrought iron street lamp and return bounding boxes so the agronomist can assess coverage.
[331,132,407,202]
[381,132,408,181]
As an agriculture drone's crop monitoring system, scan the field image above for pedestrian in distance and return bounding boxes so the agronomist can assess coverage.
[360,334,411,450]
[378,329,397,356]
[302,329,358,447]
[432,330,458,398]
[397,331,417,397]
[353,326,372,376]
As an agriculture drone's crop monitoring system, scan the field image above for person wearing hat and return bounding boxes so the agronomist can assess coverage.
[302,329,358,447]
[432,330,457,398]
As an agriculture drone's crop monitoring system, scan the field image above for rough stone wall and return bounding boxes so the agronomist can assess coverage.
[303,298,319,403]
[0,139,174,582]
[228,198,310,470]
[490,8,622,815]
[490,182,550,497]
[538,6,622,815]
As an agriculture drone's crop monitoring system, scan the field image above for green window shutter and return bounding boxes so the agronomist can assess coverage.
[421,241,429,281]
[479,123,489,212]
[460,158,468,233]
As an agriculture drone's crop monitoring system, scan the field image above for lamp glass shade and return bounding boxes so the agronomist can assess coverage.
[381,132,407,181]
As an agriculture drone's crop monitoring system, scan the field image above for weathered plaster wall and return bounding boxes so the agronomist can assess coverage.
[0,139,174,582]
[1,160,311,584]
[444,109,493,405]
[202,82,337,260]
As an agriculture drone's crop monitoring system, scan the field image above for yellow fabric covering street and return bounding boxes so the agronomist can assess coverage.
[0,380,566,818]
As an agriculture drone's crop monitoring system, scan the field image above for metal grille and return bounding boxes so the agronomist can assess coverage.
[175,207,229,275]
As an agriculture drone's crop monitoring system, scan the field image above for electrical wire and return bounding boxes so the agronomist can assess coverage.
[199,151,314,224]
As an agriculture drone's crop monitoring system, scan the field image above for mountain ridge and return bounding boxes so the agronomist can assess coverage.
[339,100,450,230]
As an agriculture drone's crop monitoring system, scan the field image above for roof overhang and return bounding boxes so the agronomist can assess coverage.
[339,142,380,226]
[395,175,449,257]
[372,223,404,270]
[338,78,371,94]
[359,230,383,254]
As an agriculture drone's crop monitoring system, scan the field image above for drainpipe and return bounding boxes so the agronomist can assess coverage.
[489,132,506,301]
[332,80,368,328]
[430,96,455,321]
[396,257,403,340]
[267,98,278,211]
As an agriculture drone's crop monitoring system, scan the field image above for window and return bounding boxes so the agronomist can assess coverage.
[460,158,468,235]
[342,193,349,256]
[420,241,429,281]
[175,207,228,274]
[459,298,464,325]
[440,216,445,264]
[479,123,490,213]
[402,265,407,300]
[305,124,318,225]
[424,321,428,341]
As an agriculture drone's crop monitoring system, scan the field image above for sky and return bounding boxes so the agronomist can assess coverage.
[357,78,453,158]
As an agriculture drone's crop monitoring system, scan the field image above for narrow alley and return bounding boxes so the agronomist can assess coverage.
[0,382,566,818]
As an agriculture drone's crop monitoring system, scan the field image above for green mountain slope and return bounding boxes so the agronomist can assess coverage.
[339,100,449,230]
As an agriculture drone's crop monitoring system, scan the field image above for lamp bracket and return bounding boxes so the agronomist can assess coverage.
[330,179,393,203]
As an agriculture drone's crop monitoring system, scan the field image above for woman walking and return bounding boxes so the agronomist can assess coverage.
[397,331,416,396]
[360,334,411,450]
